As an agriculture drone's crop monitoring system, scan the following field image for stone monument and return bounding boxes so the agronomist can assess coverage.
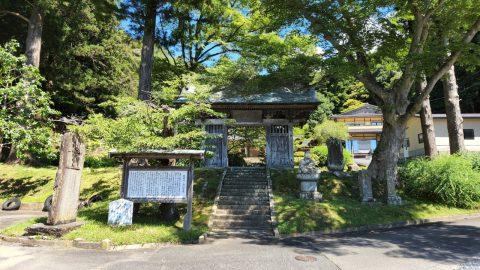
[297,151,322,201]
[27,132,85,236]
[327,139,344,172]
[48,132,86,225]
[358,170,374,203]
[108,199,133,226]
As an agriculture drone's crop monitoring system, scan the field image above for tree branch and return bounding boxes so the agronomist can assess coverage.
[408,17,480,116]
[0,10,30,23]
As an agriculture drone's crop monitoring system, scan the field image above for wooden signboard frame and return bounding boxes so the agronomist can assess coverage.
[110,150,204,231]
[121,166,191,203]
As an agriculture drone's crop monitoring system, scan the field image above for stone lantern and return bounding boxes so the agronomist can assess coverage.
[297,151,322,201]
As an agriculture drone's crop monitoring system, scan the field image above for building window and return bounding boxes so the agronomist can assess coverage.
[464,129,475,140]
[418,133,424,144]
[271,125,288,134]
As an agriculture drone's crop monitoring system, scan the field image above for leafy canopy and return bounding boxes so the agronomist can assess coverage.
[0,40,57,161]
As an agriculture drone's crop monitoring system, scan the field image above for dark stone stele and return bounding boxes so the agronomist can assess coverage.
[26,222,84,237]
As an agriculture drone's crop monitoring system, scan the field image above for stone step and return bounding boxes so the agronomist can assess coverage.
[223,178,267,182]
[216,204,270,211]
[214,208,272,216]
[221,184,268,189]
[209,229,274,238]
[218,200,269,205]
[219,191,269,196]
[211,214,270,222]
[218,195,269,201]
[224,177,266,180]
[212,219,271,228]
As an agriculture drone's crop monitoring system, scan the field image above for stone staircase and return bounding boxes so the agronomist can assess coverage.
[209,167,274,237]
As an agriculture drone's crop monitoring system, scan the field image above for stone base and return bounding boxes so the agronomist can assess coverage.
[387,195,403,205]
[26,222,84,237]
[299,191,323,201]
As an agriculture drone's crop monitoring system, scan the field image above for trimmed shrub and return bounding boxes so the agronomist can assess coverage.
[311,145,328,166]
[271,169,298,194]
[400,154,480,208]
[310,145,353,167]
[463,152,480,171]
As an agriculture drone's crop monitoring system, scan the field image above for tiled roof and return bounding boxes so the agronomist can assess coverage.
[175,87,319,105]
[210,87,318,104]
[332,104,382,118]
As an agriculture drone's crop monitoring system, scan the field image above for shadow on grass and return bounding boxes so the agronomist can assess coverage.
[0,177,51,199]
[80,178,118,201]
[76,200,210,243]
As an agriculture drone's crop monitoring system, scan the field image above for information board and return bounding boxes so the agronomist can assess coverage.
[125,169,189,202]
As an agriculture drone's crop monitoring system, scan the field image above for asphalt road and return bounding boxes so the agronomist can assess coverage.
[1,214,480,270]
[0,210,46,230]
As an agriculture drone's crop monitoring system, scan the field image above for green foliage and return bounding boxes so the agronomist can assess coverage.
[307,93,334,128]
[0,40,58,161]
[313,120,349,143]
[271,169,299,195]
[463,152,480,171]
[43,0,139,116]
[309,145,353,167]
[400,155,480,208]
[76,99,193,153]
[310,145,328,166]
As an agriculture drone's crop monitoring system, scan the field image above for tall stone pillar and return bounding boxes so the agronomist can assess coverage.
[48,132,86,225]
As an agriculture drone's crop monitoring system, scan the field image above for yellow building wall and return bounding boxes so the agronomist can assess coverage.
[406,116,480,156]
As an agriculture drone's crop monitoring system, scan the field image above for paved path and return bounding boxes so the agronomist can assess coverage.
[1,216,479,269]
[0,210,46,230]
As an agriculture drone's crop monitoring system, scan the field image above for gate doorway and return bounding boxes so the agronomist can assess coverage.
[227,125,266,167]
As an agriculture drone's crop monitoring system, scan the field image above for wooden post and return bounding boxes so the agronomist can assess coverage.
[48,132,85,225]
[183,159,194,231]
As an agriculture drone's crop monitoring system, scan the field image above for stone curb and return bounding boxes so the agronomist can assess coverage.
[207,169,227,228]
[279,212,480,239]
[0,235,191,251]
[266,168,280,238]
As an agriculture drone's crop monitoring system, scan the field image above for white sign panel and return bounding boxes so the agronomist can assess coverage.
[126,169,188,201]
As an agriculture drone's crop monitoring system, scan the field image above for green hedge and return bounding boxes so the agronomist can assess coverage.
[400,154,480,208]
[310,145,353,167]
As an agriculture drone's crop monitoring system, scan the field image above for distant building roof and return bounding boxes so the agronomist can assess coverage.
[175,87,319,106]
[332,104,382,118]
[209,87,318,105]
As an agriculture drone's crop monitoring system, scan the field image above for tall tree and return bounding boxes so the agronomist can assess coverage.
[264,0,480,204]
[442,63,465,153]
[0,0,48,67]
[419,95,438,157]
[138,0,159,100]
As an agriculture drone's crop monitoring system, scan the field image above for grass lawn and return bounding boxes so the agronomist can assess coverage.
[0,164,223,244]
[271,169,480,235]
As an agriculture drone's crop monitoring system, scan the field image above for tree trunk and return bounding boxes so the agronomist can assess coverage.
[25,4,43,67]
[442,65,465,154]
[420,97,438,157]
[367,115,406,205]
[6,145,20,164]
[418,80,438,157]
[138,0,159,101]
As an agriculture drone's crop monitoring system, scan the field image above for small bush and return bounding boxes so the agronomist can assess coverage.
[400,154,480,208]
[84,155,118,168]
[271,169,298,194]
[463,152,480,171]
[310,145,353,167]
[311,145,328,166]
